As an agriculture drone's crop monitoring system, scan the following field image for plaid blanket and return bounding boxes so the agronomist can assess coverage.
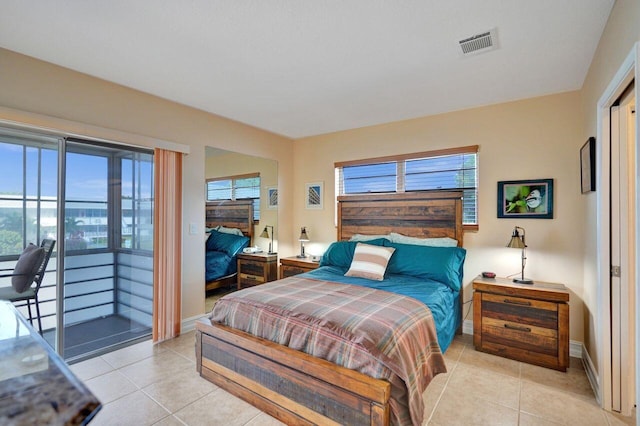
[209,275,447,426]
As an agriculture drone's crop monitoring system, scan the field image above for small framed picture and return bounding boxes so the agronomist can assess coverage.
[497,179,553,219]
[267,187,278,209]
[305,182,323,209]
[580,137,596,193]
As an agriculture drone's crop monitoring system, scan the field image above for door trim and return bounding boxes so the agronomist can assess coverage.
[596,42,639,413]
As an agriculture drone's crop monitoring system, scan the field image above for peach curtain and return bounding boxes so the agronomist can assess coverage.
[152,148,183,342]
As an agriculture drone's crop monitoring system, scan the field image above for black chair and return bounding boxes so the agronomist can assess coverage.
[0,239,56,334]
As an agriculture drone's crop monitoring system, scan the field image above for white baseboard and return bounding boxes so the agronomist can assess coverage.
[569,340,582,358]
[181,314,205,334]
[582,343,601,405]
[462,319,473,335]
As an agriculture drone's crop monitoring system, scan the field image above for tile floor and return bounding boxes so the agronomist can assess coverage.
[71,331,636,426]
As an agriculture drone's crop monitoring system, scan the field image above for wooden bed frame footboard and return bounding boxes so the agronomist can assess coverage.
[196,318,391,426]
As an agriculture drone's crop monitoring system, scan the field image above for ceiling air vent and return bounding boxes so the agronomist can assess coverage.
[459,29,497,55]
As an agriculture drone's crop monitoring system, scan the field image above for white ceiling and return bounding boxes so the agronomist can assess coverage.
[0,1,614,139]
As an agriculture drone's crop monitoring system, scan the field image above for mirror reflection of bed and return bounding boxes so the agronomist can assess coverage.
[204,147,278,308]
[204,200,253,309]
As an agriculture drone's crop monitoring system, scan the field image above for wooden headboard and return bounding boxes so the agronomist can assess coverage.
[205,200,254,241]
[337,191,464,246]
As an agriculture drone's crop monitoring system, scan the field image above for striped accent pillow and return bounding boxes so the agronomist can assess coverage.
[344,243,395,281]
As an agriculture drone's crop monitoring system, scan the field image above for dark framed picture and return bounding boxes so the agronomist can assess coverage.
[580,137,596,193]
[497,179,553,219]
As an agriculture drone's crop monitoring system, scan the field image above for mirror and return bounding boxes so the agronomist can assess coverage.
[204,147,278,298]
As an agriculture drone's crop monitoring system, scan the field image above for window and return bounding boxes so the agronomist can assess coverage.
[206,173,261,221]
[0,131,60,257]
[342,162,397,193]
[336,146,478,228]
[65,139,155,253]
[121,153,154,250]
[65,150,109,250]
[0,131,155,256]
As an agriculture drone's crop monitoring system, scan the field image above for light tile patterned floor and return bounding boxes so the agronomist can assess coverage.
[71,331,636,426]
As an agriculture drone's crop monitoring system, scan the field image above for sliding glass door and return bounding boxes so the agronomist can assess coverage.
[0,128,154,361]
[60,139,154,360]
[0,129,60,336]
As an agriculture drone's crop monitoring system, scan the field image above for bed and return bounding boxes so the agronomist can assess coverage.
[205,200,253,292]
[196,191,465,425]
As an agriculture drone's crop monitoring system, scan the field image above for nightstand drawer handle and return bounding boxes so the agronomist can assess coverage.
[503,299,531,306]
[504,323,531,333]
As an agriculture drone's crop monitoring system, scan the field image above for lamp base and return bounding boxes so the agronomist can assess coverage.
[267,252,277,255]
[296,254,307,259]
[513,278,534,284]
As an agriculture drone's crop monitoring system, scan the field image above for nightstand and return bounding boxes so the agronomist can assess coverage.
[237,253,278,289]
[473,275,570,371]
[279,256,320,279]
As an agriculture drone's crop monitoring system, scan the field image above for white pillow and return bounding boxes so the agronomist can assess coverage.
[389,232,458,247]
[344,243,395,281]
[348,233,390,242]
[215,226,245,236]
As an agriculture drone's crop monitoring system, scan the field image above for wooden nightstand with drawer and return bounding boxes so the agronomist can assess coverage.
[473,276,570,371]
[279,256,320,279]
[237,253,278,290]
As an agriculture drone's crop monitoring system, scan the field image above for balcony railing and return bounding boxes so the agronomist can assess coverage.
[0,249,153,361]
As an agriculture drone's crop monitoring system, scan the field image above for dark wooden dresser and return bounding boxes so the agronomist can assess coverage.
[236,252,278,289]
[473,276,570,371]
[279,256,320,278]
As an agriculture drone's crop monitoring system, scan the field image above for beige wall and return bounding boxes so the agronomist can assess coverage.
[579,0,640,372]
[205,151,279,249]
[0,48,294,323]
[0,0,637,358]
[294,92,586,342]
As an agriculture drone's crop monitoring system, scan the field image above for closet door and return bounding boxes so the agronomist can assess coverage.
[609,84,636,415]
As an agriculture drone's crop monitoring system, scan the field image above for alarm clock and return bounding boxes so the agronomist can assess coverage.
[482,271,496,278]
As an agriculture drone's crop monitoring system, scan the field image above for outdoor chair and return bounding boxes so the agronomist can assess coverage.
[0,239,56,334]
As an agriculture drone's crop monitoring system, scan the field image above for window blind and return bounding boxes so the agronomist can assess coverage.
[206,173,261,221]
[336,146,478,226]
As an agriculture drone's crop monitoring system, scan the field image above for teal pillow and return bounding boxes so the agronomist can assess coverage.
[206,230,250,257]
[383,241,466,291]
[320,239,387,270]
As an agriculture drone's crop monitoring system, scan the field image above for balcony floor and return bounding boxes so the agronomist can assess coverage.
[43,314,151,360]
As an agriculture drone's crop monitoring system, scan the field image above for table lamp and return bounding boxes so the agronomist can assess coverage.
[297,227,309,258]
[259,225,275,254]
[507,226,533,284]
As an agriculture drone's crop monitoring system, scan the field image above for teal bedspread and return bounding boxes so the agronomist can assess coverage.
[303,266,460,353]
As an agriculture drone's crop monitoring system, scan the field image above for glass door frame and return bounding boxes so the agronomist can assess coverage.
[55,138,66,355]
